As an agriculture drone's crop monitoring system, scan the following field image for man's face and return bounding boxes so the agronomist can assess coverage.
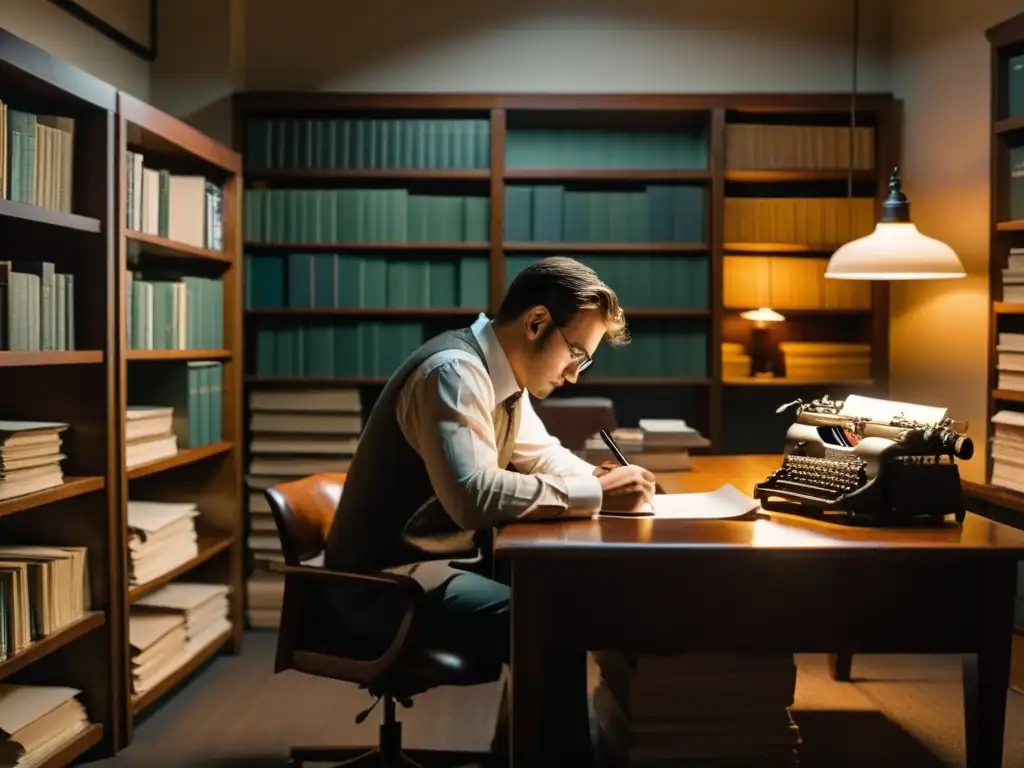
[522,308,607,399]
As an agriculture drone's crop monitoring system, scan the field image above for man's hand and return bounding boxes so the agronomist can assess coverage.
[598,465,657,512]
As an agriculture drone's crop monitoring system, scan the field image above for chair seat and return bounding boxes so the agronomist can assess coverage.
[368,647,503,699]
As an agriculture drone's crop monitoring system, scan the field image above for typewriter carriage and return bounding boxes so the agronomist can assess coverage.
[755,394,972,526]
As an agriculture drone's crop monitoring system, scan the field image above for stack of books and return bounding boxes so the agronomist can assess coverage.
[592,652,801,767]
[0,421,68,501]
[0,685,91,767]
[1001,247,1024,304]
[989,409,1024,493]
[126,501,199,588]
[124,406,178,468]
[128,613,188,697]
[995,332,1024,392]
[778,341,871,382]
[582,419,710,471]
[721,343,752,380]
[131,582,231,657]
[245,387,361,628]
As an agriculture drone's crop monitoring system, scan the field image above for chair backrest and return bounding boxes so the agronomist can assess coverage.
[265,473,347,564]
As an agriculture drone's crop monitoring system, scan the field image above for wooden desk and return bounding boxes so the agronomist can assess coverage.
[495,455,1024,768]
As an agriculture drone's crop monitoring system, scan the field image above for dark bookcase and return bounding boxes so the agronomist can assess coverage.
[0,25,243,764]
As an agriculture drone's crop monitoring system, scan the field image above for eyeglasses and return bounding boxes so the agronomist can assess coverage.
[557,328,593,373]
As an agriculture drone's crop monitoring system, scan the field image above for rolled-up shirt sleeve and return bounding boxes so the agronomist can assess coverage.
[396,353,602,529]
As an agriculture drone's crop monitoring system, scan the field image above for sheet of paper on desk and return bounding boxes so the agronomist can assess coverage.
[650,483,760,519]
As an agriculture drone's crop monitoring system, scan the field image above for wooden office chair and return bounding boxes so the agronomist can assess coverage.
[265,473,502,768]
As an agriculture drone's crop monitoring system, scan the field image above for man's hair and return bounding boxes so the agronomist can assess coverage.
[494,256,629,346]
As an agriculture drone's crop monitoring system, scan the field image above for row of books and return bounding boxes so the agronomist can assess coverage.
[129,582,231,697]
[245,388,362,629]
[723,255,872,311]
[244,188,489,245]
[0,685,92,768]
[1,261,76,352]
[0,544,89,658]
[504,185,705,244]
[125,150,224,252]
[723,197,875,246]
[778,341,872,382]
[250,319,710,380]
[506,129,707,171]
[245,116,492,171]
[989,409,1024,495]
[725,123,875,171]
[125,272,224,351]
[2,102,75,212]
[245,252,488,312]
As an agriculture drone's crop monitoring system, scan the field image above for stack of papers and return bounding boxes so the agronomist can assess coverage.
[128,613,188,696]
[592,652,801,766]
[0,685,90,767]
[0,421,68,501]
[132,582,231,655]
[127,501,199,587]
[125,407,178,468]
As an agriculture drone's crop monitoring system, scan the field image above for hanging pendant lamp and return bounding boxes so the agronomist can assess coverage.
[824,0,965,281]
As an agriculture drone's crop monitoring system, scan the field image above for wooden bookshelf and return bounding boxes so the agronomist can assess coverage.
[981,12,1024,507]
[116,89,243,747]
[0,24,122,764]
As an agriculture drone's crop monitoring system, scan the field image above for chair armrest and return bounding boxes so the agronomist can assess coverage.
[269,561,425,675]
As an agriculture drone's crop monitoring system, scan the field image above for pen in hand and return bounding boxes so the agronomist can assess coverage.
[598,429,656,513]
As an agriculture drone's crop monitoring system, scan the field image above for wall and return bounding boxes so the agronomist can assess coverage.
[2,0,150,98]
[888,0,1020,482]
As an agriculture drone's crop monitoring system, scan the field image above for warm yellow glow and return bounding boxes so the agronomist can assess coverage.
[739,307,786,323]
[826,222,966,280]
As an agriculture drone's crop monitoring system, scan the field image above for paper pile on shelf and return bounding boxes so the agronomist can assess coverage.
[0,685,91,768]
[0,421,68,501]
[990,410,1024,493]
[127,501,199,587]
[132,582,231,656]
[124,406,178,468]
[592,652,801,767]
[128,613,188,696]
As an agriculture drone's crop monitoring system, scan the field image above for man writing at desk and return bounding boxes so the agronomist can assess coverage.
[323,256,656,763]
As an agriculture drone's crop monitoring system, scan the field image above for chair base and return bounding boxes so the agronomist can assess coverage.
[288,745,493,768]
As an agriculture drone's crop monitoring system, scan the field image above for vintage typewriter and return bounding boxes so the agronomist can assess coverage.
[754,393,974,526]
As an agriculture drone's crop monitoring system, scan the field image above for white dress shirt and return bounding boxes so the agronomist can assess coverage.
[395,313,604,530]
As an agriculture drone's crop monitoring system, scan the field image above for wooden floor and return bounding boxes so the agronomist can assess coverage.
[93,630,1024,768]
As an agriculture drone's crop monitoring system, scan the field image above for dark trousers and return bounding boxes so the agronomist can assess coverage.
[329,563,593,765]
[421,569,593,765]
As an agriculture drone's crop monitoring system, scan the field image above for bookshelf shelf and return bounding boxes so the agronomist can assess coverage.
[0,198,102,233]
[244,241,490,252]
[128,536,234,603]
[37,724,104,768]
[723,170,876,183]
[503,242,709,253]
[995,115,1024,135]
[723,242,840,255]
[993,389,1024,402]
[580,377,711,386]
[724,308,872,317]
[723,377,874,387]
[0,476,104,519]
[245,308,485,318]
[130,628,232,715]
[248,169,490,182]
[996,220,1024,231]
[504,169,712,182]
[125,349,232,361]
[995,302,1024,314]
[125,441,236,480]
[0,351,103,366]
[126,230,231,263]
[0,612,105,681]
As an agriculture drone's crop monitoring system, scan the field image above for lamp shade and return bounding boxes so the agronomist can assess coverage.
[825,221,966,280]
[739,307,786,323]
[825,166,966,281]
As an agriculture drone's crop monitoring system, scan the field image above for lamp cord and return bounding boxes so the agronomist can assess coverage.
[847,0,859,231]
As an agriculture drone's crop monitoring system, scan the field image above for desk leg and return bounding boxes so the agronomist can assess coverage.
[962,561,1015,768]
[510,563,544,768]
